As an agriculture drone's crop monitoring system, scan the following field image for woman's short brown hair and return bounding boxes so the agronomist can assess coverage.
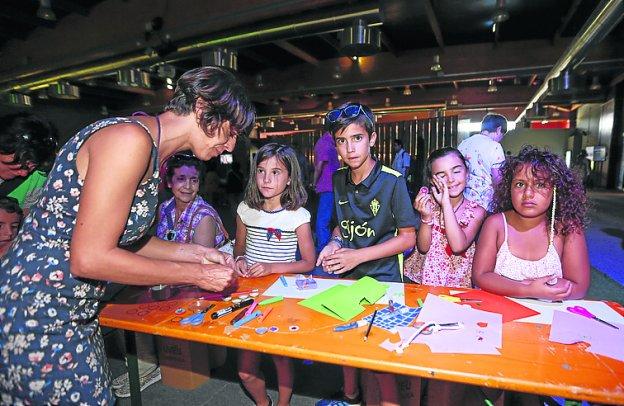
[165,66,255,137]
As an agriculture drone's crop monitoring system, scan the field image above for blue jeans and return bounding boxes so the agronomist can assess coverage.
[315,191,334,252]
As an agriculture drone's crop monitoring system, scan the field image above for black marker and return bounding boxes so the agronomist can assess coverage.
[211,298,254,319]
[230,308,249,325]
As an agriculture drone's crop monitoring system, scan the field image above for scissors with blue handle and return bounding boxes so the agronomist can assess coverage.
[567,305,619,329]
[180,304,215,326]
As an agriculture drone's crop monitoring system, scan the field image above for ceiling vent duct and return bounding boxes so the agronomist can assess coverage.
[2,92,33,107]
[202,48,238,71]
[339,19,381,57]
[117,69,151,89]
[48,81,80,99]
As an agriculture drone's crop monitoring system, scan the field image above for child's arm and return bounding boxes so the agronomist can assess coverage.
[442,203,486,254]
[324,227,416,274]
[559,229,590,299]
[246,223,316,276]
[233,214,248,275]
[414,191,434,254]
[473,215,573,300]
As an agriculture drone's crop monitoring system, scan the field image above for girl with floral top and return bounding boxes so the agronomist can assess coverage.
[404,147,486,287]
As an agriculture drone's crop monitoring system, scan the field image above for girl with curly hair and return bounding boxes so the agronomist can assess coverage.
[472,145,590,301]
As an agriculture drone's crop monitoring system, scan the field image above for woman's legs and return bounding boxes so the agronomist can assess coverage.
[374,372,399,406]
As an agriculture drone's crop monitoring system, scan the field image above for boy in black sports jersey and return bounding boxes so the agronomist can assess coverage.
[315,102,416,406]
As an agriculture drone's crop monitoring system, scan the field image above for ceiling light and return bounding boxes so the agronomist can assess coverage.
[492,0,509,23]
[352,56,358,61]
[37,0,56,21]
[339,18,381,57]
[430,54,442,72]
[589,76,602,91]
[332,65,342,80]
[2,93,33,107]
[265,119,275,128]
[201,48,238,71]
[48,81,80,99]
[487,79,498,93]
[311,116,324,125]
[385,97,391,107]
[117,69,151,89]
[294,124,299,131]
[492,23,497,33]
[255,74,264,88]
[448,95,459,106]
[402,86,412,96]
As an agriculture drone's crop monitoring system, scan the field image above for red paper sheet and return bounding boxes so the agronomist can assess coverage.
[455,290,539,323]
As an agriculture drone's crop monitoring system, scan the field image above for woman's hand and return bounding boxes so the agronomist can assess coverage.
[413,189,434,221]
[195,263,238,292]
[522,275,572,301]
[323,248,360,274]
[246,262,274,277]
[198,246,234,267]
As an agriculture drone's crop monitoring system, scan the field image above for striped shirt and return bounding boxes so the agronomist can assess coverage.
[237,202,311,265]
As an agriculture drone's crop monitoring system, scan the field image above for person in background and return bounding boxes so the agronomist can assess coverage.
[292,140,311,187]
[0,197,22,258]
[111,152,230,398]
[234,143,316,406]
[571,150,591,189]
[457,113,508,211]
[391,138,410,178]
[312,129,340,254]
[473,146,590,301]
[316,102,417,406]
[0,66,255,404]
[0,113,58,210]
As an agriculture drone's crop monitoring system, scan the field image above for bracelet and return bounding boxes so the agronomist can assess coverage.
[420,217,434,225]
[329,235,344,248]
[234,255,247,262]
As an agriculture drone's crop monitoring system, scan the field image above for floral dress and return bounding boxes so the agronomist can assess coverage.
[0,117,160,405]
[404,199,480,288]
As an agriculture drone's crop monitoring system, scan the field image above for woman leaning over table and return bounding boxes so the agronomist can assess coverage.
[0,66,255,405]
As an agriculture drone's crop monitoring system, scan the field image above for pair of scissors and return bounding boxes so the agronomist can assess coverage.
[180,304,215,326]
[566,305,619,329]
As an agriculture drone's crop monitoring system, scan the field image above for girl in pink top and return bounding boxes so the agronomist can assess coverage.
[473,146,590,300]
[404,147,486,287]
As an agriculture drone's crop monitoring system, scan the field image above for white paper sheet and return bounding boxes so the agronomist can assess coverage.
[508,298,624,325]
[261,276,406,305]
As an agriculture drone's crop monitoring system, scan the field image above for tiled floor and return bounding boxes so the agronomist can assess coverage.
[106,189,624,405]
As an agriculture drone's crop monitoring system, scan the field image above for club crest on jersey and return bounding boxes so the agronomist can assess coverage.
[370,198,380,216]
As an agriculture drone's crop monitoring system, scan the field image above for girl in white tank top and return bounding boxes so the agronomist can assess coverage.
[472,146,590,301]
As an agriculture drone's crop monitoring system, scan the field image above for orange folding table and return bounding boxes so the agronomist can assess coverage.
[100,275,624,405]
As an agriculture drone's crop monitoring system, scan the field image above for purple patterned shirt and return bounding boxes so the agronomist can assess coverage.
[157,196,227,246]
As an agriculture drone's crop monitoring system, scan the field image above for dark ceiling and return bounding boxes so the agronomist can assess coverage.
[0,0,623,123]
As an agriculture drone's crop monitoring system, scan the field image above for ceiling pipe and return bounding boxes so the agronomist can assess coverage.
[0,6,380,93]
[256,103,447,121]
[516,0,624,124]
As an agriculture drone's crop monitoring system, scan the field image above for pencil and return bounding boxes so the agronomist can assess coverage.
[260,307,273,322]
[364,309,377,341]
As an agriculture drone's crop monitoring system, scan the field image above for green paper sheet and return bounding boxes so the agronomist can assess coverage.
[298,276,388,321]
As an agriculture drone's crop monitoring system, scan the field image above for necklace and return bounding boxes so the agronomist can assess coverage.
[453,197,465,213]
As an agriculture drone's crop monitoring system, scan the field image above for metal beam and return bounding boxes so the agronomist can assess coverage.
[239,49,280,69]
[423,0,445,50]
[452,81,459,89]
[0,9,54,28]
[248,39,623,102]
[517,0,624,123]
[319,34,341,52]
[52,0,90,16]
[554,0,583,43]
[274,40,320,66]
